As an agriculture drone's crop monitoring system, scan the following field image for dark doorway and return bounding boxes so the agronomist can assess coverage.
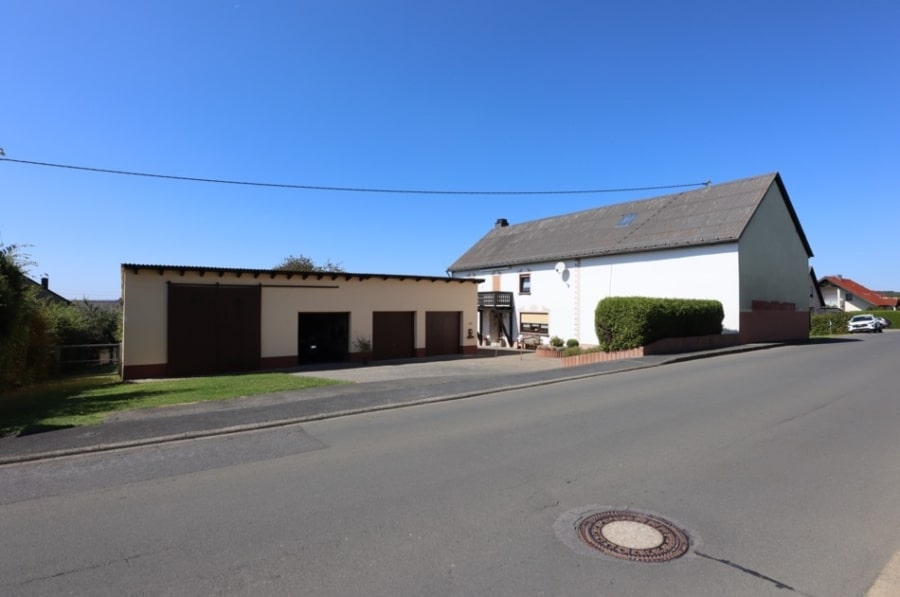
[298,312,350,363]
[426,311,461,356]
[168,284,261,377]
[372,311,415,361]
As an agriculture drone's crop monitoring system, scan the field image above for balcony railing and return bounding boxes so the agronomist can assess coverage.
[478,292,513,309]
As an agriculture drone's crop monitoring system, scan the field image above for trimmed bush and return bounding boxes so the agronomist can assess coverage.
[565,338,579,348]
[594,296,724,352]
[809,312,853,336]
[549,336,564,348]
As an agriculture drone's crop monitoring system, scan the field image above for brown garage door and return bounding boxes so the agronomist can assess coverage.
[372,311,415,361]
[426,311,461,356]
[168,284,261,377]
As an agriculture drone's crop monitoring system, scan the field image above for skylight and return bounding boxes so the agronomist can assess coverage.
[616,213,636,227]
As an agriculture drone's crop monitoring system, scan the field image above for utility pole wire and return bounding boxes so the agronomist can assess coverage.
[0,157,709,196]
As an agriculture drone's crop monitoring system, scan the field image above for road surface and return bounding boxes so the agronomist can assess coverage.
[2,334,898,596]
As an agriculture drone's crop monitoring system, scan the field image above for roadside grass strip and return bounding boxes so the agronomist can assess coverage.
[0,373,345,436]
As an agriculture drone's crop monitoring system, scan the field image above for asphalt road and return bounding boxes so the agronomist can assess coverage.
[1,334,898,596]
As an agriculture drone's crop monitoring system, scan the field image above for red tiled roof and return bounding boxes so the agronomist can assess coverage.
[821,276,899,308]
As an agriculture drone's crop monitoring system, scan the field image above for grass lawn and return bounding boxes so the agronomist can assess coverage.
[0,372,345,437]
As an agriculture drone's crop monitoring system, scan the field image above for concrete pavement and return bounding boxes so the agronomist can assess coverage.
[0,343,781,465]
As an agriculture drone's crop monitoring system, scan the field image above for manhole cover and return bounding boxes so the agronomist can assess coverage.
[576,510,689,562]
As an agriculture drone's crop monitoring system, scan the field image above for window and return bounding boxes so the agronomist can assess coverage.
[846,293,854,302]
[520,312,549,335]
[519,274,531,294]
[616,213,636,227]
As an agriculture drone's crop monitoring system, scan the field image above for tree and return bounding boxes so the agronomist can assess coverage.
[273,254,345,273]
[0,244,29,343]
[0,244,124,389]
[46,300,121,345]
[0,244,52,390]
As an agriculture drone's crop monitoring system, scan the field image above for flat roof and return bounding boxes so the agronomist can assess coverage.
[122,263,483,284]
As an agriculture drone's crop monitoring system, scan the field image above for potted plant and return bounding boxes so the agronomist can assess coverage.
[353,336,373,364]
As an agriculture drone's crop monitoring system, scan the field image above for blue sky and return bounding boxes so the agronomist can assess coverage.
[2,1,898,299]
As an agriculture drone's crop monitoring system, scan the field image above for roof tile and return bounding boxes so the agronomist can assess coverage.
[449,172,811,271]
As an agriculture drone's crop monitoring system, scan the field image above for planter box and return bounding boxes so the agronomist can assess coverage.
[535,346,565,358]
[559,334,741,368]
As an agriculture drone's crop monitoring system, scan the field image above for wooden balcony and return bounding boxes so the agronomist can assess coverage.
[478,292,513,309]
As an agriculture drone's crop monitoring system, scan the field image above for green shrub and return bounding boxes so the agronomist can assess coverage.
[0,244,121,391]
[46,300,121,345]
[565,338,579,348]
[811,310,898,335]
[867,310,900,328]
[549,336,564,348]
[809,312,853,336]
[1,245,54,391]
[594,296,724,352]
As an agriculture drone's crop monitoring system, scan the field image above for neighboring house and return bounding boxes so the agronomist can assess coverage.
[121,264,482,380]
[449,172,813,346]
[24,276,70,305]
[818,276,899,312]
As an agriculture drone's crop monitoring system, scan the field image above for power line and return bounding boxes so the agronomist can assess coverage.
[0,157,710,196]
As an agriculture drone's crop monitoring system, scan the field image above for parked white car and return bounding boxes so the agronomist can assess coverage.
[847,314,883,333]
[875,316,891,329]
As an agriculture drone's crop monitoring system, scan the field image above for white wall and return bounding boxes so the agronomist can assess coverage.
[121,268,168,367]
[579,245,741,339]
[261,277,478,358]
[738,184,810,312]
[457,243,741,345]
[820,284,870,312]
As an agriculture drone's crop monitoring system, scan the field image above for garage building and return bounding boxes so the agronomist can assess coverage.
[121,264,482,380]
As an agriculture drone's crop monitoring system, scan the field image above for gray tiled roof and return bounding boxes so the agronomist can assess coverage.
[449,172,812,272]
[24,277,70,305]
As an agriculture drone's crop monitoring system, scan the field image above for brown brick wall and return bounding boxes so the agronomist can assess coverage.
[739,311,809,343]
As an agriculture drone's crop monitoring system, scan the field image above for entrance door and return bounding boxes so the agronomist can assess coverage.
[372,311,415,361]
[425,311,460,356]
[298,313,350,363]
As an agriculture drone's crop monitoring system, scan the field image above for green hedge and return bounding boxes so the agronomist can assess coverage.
[867,309,900,328]
[595,297,724,352]
[811,310,898,335]
[809,312,853,336]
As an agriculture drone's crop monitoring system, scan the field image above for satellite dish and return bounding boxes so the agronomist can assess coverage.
[554,261,567,275]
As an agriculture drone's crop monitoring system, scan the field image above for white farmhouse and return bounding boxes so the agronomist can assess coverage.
[449,172,813,347]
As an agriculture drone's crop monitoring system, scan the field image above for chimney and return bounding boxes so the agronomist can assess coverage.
[495,218,509,228]
[41,276,49,290]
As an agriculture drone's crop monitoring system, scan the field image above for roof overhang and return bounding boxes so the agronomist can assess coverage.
[122,263,483,285]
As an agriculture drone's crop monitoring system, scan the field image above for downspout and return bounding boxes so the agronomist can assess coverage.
[573,259,581,341]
